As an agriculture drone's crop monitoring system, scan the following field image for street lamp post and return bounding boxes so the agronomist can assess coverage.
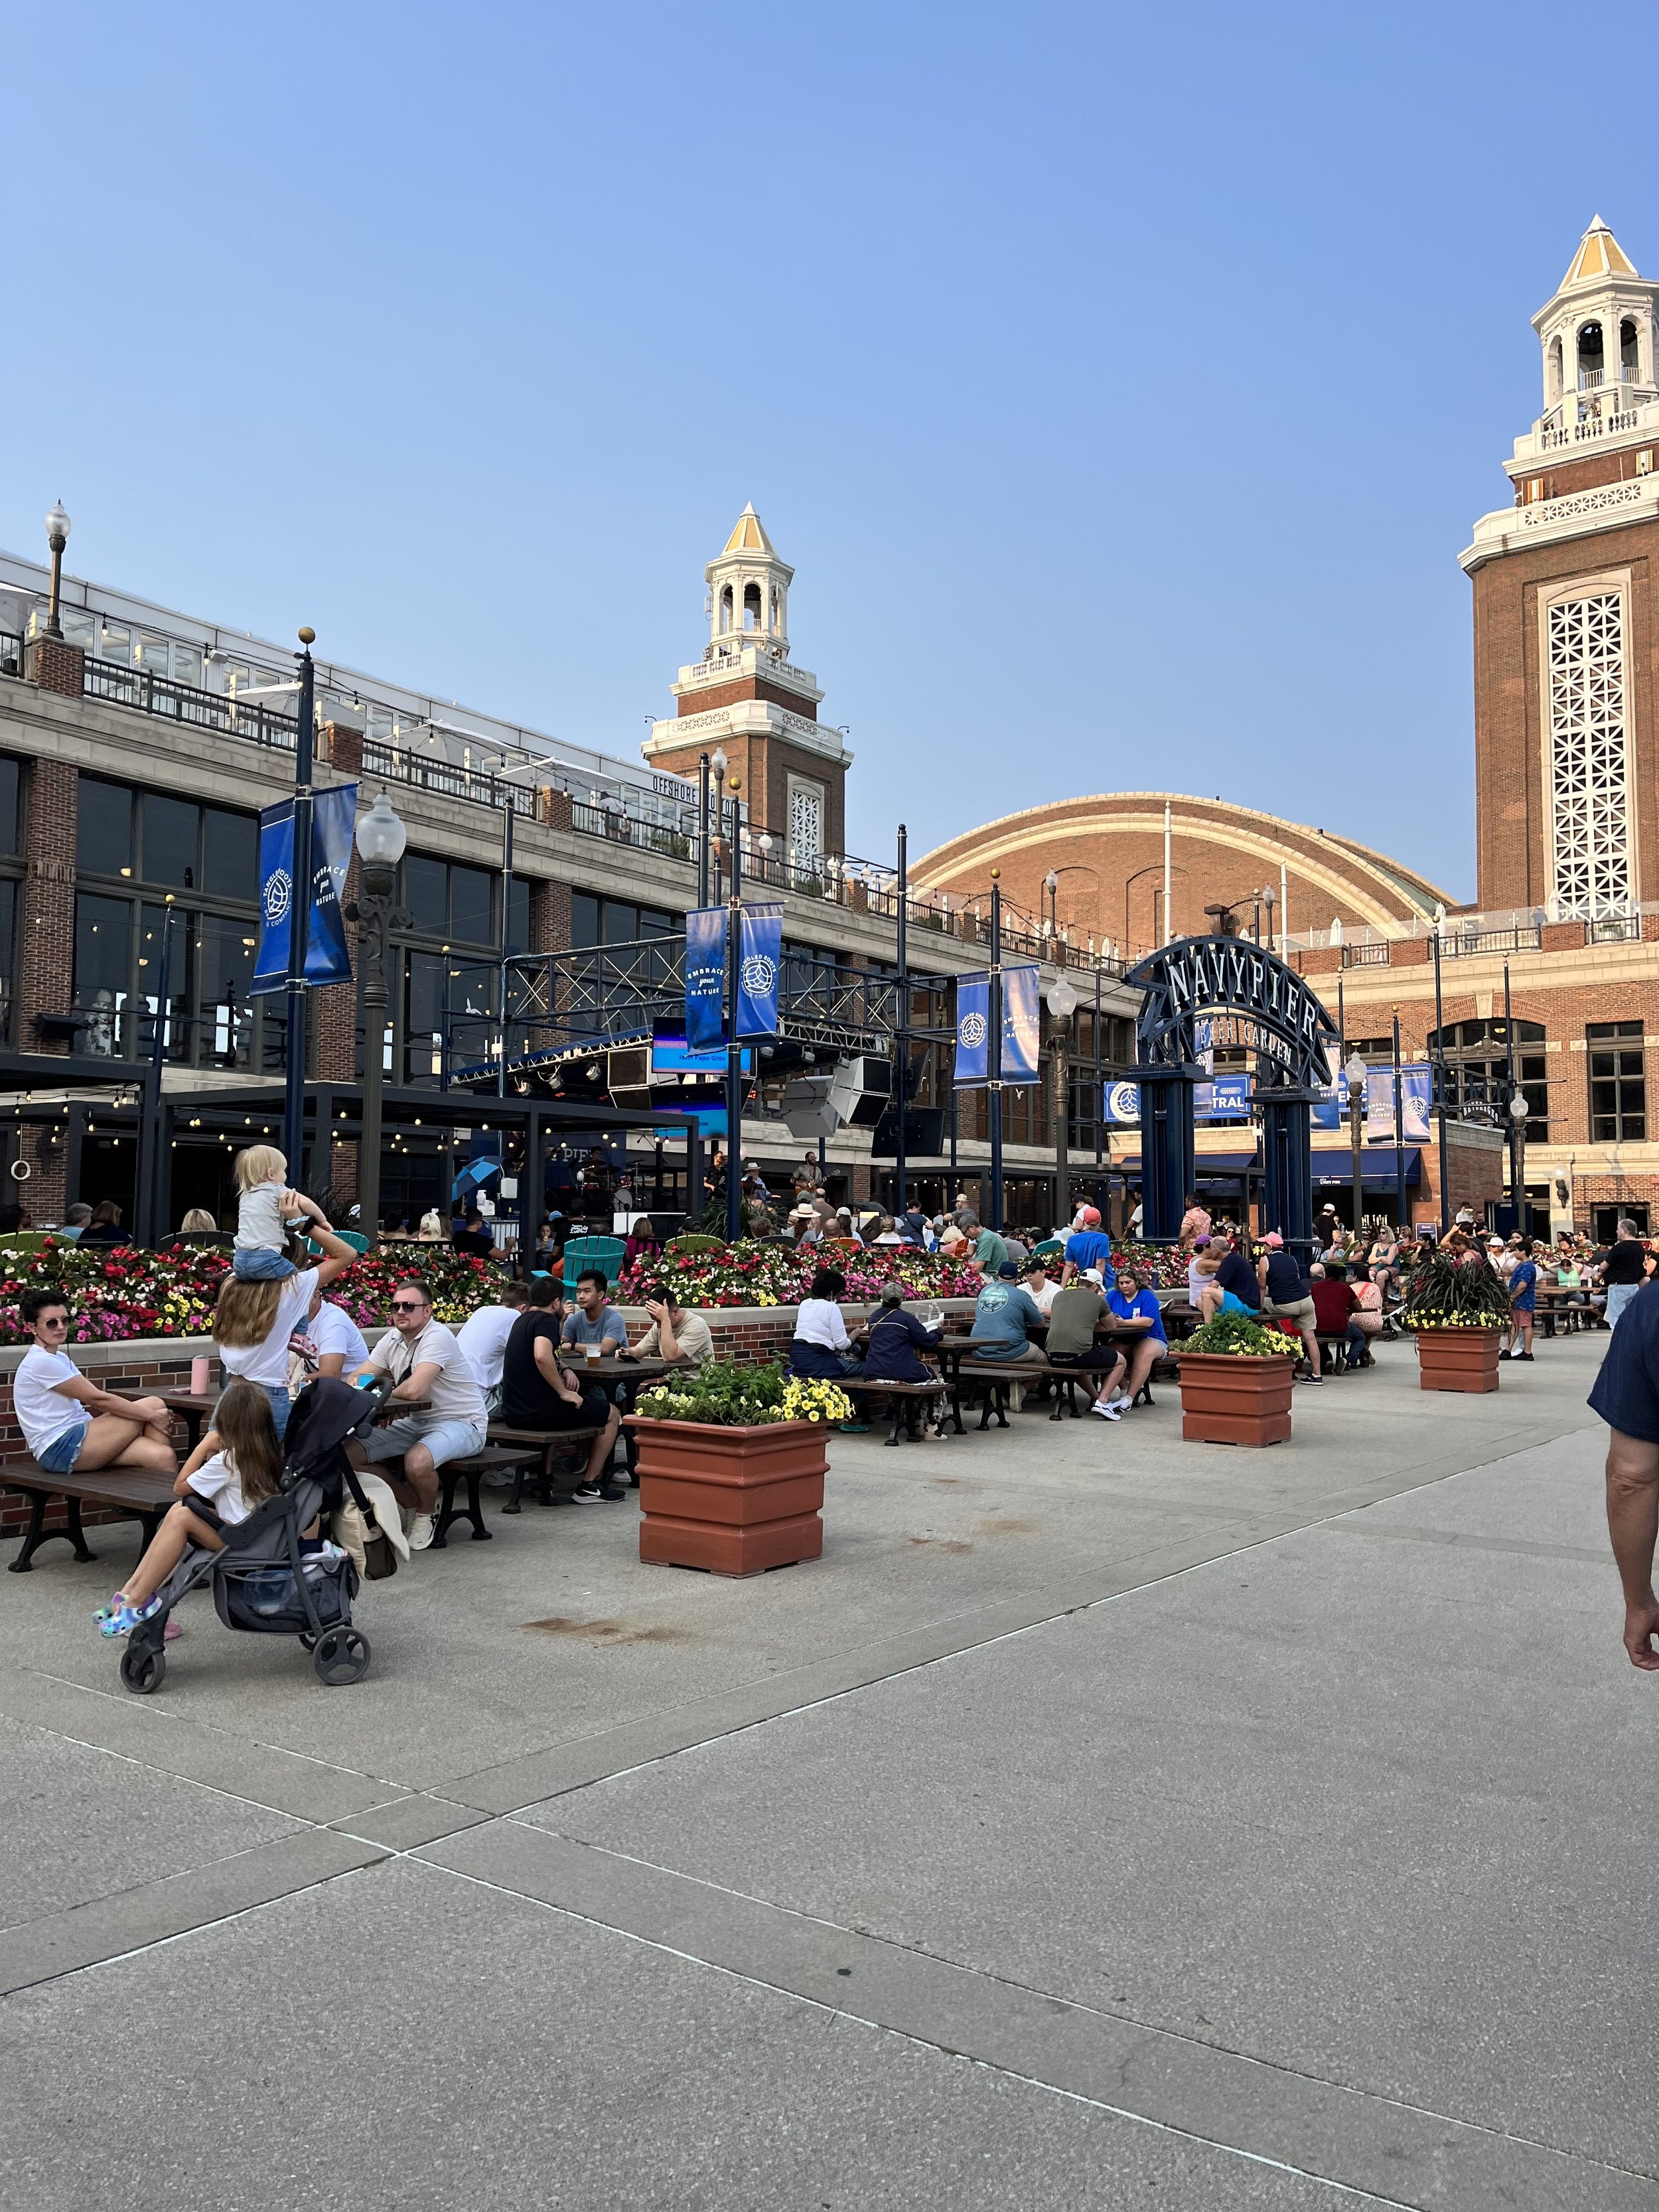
[1502,958,1521,1227]
[989,871,1005,1232]
[1391,1007,1407,1233]
[1346,1049,1368,1242]
[283,628,318,1183]
[724,774,744,1244]
[348,790,407,1248]
[1046,973,1078,1232]
[895,824,910,1217]
[1431,904,1451,1234]
[44,502,70,638]
[1510,1091,1530,1235]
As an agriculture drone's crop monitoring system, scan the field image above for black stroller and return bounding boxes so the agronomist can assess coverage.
[119,1376,391,1696]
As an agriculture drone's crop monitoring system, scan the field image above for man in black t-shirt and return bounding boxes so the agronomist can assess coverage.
[500,1280,621,1500]
[1599,1220,1652,1329]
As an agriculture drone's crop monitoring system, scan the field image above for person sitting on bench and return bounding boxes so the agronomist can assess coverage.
[972,1262,1045,1360]
[500,1276,622,1503]
[13,1287,177,1478]
[1045,1267,1126,1418]
[1104,1266,1165,1410]
[859,1283,943,1382]
[620,1295,713,1366]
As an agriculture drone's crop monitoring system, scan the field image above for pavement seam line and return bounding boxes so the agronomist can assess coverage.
[488,1816,1656,2190]
[407,1853,1423,2209]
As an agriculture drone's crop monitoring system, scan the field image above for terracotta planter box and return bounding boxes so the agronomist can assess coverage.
[626,1416,828,1576]
[1175,1353,1295,1446]
[1415,1327,1502,1393]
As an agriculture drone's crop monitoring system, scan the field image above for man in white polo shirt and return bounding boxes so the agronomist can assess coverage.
[347,1277,488,1552]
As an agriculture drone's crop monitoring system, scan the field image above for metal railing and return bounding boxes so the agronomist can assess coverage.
[1439,923,1542,959]
[82,657,300,752]
[1588,915,1641,943]
[362,739,540,818]
[1341,940,1390,967]
[0,630,21,678]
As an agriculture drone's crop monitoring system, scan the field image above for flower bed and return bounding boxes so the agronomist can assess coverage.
[615,1238,982,1309]
[0,1239,512,1345]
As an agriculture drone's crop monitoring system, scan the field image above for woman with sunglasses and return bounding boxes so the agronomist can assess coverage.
[13,1286,177,1477]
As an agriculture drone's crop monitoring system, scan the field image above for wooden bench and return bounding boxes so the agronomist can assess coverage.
[486,1424,607,1512]
[841,1377,950,1445]
[3,1464,177,1574]
[431,1446,541,1547]
[955,1358,1052,1430]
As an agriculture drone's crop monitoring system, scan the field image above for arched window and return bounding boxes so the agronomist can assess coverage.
[768,586,780,633]
[743,581,761,632]
[1549,334,1563,400]
[1577,319,1605,390]
[1426,1018,1550,1140]
[1622,317,1641,382]
[719,585,733,634]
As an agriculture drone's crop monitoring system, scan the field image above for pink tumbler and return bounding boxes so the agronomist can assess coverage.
[190,1357,210,1396]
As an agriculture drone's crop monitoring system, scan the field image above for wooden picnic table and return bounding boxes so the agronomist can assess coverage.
[576,1353,673,1479]
[115,1387,429,1453]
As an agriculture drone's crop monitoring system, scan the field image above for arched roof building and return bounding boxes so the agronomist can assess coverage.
[914,792,1453,958]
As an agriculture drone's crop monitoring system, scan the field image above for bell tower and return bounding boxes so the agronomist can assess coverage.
[643,506,851,862]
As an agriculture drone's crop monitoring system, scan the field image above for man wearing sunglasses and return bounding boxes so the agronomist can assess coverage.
[347,1278,488,1552]
[14,1287,177,1477]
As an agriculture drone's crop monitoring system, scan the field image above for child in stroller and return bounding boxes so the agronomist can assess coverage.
[100,1376,390,1696]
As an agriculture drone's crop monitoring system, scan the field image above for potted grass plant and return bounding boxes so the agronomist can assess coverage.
[1175,1310,1302,1445]
[1401,1248,1510,1392]
[626,1359,853,1575]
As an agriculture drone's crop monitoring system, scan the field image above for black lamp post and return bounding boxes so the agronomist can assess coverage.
[1046,972,1078,1230]
[1431,904,1450,1234]
[44,502,70,639]
[724,773,744,1244]
[895,824,910,1217]
[282,628,317,1183]
[346,789,407,1247]
[1345,1049,1368,1239]
[1391,1007,1407,1232]
[989,871,1004,1232]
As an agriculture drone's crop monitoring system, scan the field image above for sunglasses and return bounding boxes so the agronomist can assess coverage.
[391,1300,429,1314]
[36,1315,68,1330]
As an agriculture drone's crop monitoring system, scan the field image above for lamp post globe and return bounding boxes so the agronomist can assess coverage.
[44,501,70,551]
[355,789,407,867]
[1510,1093,1529,1122]
[1344,1051,1368,1091]
[1046,975,1079,1021]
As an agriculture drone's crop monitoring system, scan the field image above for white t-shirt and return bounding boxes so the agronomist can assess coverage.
[365,1319,488,1429]
[456,1304,520,1392]
[219,1269,319,1389]
[186,1449,256,1526]
[309,1301,369,1372]
[793,1298,851,1352]
[1027,1278,1060,1316]
[14,1346,91,1458]
[235,1179,290,1254]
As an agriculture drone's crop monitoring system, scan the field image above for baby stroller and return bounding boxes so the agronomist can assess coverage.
[119,1376,391,1696]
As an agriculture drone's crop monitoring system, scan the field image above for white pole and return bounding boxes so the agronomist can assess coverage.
[1279,860,1289,950]
[1163,800,1173,945]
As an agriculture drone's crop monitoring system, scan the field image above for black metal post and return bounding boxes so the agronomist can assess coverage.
[1432,921,1450,1232]
[1349,1058,1364,1241]
[1503,959,1520,1224]
[46,517,67,640]
[1392,1008,1407,1232]
[1093,965,1103,1172]
[989,877,1004,1232]
[138,903,177,1245]
[283,633,317,1182]
[894,823,908,1215]
[686,752,711,1222]
[354,860,396,1246]
[496,800,514,1102]
[725,793,743,1243]
[520,1105,541,1276]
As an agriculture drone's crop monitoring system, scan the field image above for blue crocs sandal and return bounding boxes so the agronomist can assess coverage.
[98,1594,163,1639]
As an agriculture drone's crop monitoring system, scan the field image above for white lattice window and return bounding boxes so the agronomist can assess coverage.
[1546,590,1634,915]
[788,778,824,859]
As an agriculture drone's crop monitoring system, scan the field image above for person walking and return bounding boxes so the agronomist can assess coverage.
[1603,1218,1652,1329]
[1501,1238,1538,1361]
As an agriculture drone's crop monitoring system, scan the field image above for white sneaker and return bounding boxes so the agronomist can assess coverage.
[405,1511,437,1552]
[1090,1400,1121,1421]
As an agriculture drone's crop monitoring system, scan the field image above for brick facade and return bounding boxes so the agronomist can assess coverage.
[19,758,78,1061]
[674,676,816,722]
[22,636,85,700]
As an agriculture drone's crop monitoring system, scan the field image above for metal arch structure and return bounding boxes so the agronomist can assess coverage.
[1123,934,1339,1254]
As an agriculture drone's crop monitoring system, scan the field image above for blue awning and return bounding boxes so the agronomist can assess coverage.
[1313,1147,1421,1189]
[1116,1150,1260,1177]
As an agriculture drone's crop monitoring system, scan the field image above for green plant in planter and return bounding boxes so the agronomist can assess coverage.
[634,1357,792,1428]
[1400,1249,1511,1330]
[1183,1311,1301,1359]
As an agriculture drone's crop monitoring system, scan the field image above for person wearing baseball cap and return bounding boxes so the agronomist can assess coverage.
[1062,1205,1115,1289]
[1046,1262,1126,1418]
[1257,1230,1321,1383]
[973,1259,1045,1362]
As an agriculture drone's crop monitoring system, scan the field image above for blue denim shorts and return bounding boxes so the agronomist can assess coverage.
[232,1249,298,1281]
[216,1382,290,1439]
[35,1421,88,1475]
[364,1416,487,1469]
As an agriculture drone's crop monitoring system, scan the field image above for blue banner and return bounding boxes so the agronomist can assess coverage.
[1002,964,1041,1082]
[954,973,990,1086]
[736,902,783,1038]
[1313,1062,1434,1138]
[250,802,296,997]
[684,906,727,1055]
[307,782,357,988]
[251,788,358,996]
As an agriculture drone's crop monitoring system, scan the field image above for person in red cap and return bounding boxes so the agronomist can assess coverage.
[1062,1206,1114,1287]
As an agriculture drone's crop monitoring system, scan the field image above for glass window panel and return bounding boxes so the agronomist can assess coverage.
[98,624,131,665]
[639,908,674,938]
[74,893,132,1055]
[171,644,203,688]
[506,877,530,956]
[450,865,492,945]
[61,609,96,651]
[602,899,637,944]
[137,904,189,1061]
[194,911,258,1069]
[77,780,134,878]
[404,854,448,936]
[0,880,14,1043]
[202,808,256,898]
[572,893,601,947]
[0,757,19,855]
[141,794,200,889]
[134,632,171,670]
[404,948,446,1083]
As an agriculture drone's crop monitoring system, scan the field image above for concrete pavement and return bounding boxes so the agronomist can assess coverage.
[2,1331,1650,2209]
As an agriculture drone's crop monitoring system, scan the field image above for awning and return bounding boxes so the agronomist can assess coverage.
[1313,1147,1421,1189]
[1117,1150,1260,1177]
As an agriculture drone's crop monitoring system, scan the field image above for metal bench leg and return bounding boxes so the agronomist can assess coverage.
[948,1378,965,1434]
[884,1397,906,1446]
[64,1495,96,1562]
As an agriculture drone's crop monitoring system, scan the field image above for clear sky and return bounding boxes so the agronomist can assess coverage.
[5,2,1656,903]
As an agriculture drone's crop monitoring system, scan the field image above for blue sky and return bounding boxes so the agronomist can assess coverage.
[5,2,1656,901]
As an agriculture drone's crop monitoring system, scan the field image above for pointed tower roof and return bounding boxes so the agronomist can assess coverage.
[722,502,775,555]
[1561,216,1638,288]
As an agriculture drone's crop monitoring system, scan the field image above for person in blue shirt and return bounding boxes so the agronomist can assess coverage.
[1062,1206,1116,1290]
[973,1262,1045,1360]
[1587,1282,1659,1666]
[1502,1239,1539,1362]
[1105,1264,1165,1406]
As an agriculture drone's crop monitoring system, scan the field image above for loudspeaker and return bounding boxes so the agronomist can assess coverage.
[607,1046,653,1110]
[868,1105,946,1158]
[780,1072,839,1140]
[831,1056,893,1130]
